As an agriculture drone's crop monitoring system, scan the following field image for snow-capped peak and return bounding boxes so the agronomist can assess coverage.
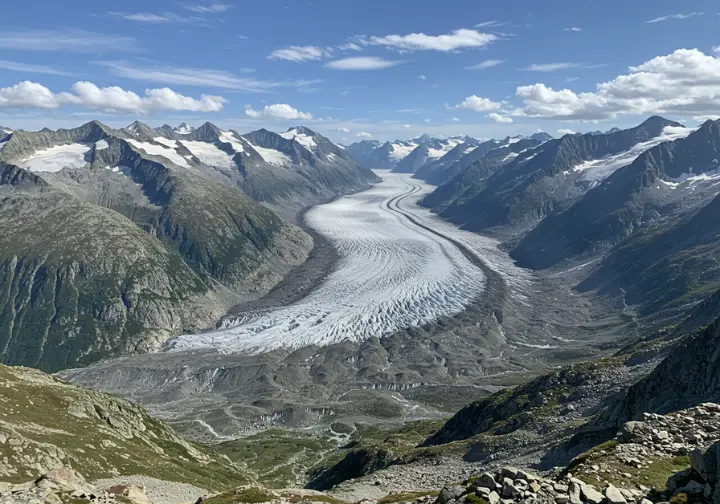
[281,128,318,151]
[174,123,195,135]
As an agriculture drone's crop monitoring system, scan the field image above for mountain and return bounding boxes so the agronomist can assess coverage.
[418,137,545,209]
[436,116,684,231]
[0,364,246,489]
[392,138,464,173]
[411,138,481,182]
[174,122,195,135]
[343,139,381,166]
[0,121,312,371]
[512,119,720,272]
[238,126,380,202]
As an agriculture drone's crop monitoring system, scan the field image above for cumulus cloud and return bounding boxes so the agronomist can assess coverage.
[362,28,497,52]
[486,112,513,123]
[557,128,577,135]
[244,103,312,120]
[356,132,374,138]
[511,48,720,120]
[713,46,720,55]
[646,12,703,23]
[452,95,502,112]
[0,80,226,113]
[268,45,332,62]
[326,57,402,70]
[466,59,504,70]
[418,74,427,80]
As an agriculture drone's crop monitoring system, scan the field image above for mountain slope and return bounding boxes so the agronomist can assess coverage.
[419,138,544,210]
[392,138,463,173]
[0,122,312,370]
[0,364,246,489]
[411,137,480,182]
[439,117,684,231]
[512,119,720,270]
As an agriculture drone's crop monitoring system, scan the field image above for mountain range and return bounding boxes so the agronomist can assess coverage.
[0,121,376,371]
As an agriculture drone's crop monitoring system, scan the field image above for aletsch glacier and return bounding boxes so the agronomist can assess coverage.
[165,171,525,354]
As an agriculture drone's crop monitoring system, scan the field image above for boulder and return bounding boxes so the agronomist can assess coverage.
[37,468,90,494]
[437,485,466,504]
[473,473,497,490]
[604,484,627,504]
[580,484,603,504]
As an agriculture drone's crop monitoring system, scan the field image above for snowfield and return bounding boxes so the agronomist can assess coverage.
[165,172,513,354]
[126,139,191,168]
[20,143,90,173]
[389,142,418,161]
[246,141,291,166]
[572,125,697,182]
[281,129,317,151]
[180,140,236,169]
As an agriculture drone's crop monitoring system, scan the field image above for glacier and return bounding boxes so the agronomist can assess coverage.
[164,171,515,354]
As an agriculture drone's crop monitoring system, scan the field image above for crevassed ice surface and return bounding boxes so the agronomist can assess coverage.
[20,143,90,172]
[167,172,488,354]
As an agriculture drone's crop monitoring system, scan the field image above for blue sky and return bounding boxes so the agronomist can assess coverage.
[0,0,718,142]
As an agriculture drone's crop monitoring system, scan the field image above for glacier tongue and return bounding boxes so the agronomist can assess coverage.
[165,172,489,354]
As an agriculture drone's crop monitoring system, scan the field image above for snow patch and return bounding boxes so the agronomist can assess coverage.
[427,139,463,159]
[174,123,194,135]
[127,139,191,168]
[95,139,109,150]
[20,144,90,173]
[153,137,177,148]
[572,125,698,182]
[665,167,720,187]
[219,131,245,153]
[389,142,418,161]
[282,129,317,151]
[245,141,291,167]
[179,140,236,169]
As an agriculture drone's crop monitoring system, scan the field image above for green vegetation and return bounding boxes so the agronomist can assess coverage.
[0,365,247,491]
[461,495,489,504]
[378,491,439,504]
[219,429,338,488]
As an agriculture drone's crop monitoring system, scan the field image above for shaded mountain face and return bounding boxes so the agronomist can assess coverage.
[418,138,544,209]
[412,138,481,182]
[0,121,314,371]
[435,116,684,231]
[512,119,720,271]
[344,140,380,166]
[345,139,420,169]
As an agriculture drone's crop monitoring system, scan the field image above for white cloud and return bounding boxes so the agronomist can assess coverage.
[557,128,577,135]
[244,103,312,120]
[452,95,502,112]
[486,112,513,123]
[418,74,427,80]
[338,42,362,51]
[337,127,350,133]
[424,119,431,123]
[564,27,582,32]
[363,28,497,52]
[452,117,460,122]
[566,77,580,82]
[713,46,720,55]
[475,21,508,28]
[466,59,504,70]
[0,29,137,53]
[184,3,230,13]
[109,12,176,22]
[356,131,374,138]
[326,57,402,70]
[0,60,69,75]
[397,108,421,113]
[646,12,703,23]
[402,124,411,128]
[0,80,226,113]
[510,48,720,120]
[521,63,580,72]
[268,45,331,62]
[99,61,277,92]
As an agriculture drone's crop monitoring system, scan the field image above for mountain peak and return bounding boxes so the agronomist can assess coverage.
[287,126,317,136]
[174,122,195,135]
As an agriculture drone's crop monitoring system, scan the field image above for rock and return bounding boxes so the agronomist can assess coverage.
[487,491,500,504]
[501,467,520,481]
[605,484,627,504]
[640,500,653,504]
[667,468,693,491]
[676,480,705,494]
[502,479,521,499]
[473,473,497,490]
[107,484,151,504]
[515,470,538,482]
[554,484,569,493]
[568,482,582,504]
[437,485,466,504]
[618,421,644,442]
[580,484,604,504]
[37,468,89,493]
[555,495,569,504]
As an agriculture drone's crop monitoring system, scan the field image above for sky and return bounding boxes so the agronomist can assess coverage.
[0,0,719,143]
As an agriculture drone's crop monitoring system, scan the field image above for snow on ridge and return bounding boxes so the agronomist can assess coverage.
[389,142,417,161]
[126,139,191,168]
[179,140,236,169]
[174,124,194,135]
[246,140,291,167]
[427,139,463,159]
[571,125,698,183]
[95,140,109,150]
[282,129,317,151]
[663,166,720,188]
[153,137,177,148]
[165,172,489,354]
[219,131,245,153]
[20,144,91,173]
